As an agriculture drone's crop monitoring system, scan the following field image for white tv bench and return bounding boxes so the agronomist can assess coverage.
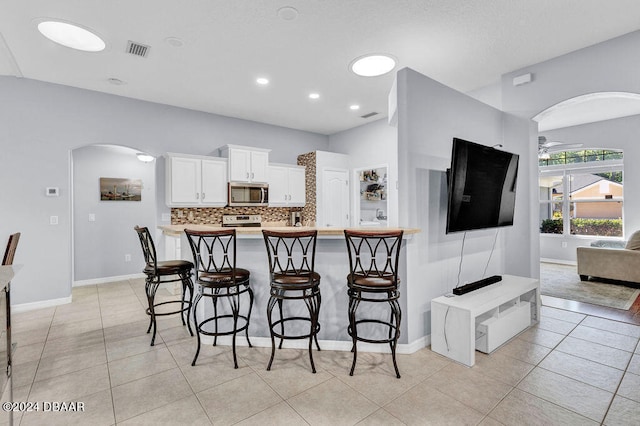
[430,275,540,366]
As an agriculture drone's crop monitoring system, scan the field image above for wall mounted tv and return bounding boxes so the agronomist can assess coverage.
[446,138,519,234]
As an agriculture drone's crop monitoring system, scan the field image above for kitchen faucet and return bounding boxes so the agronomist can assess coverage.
[376,209,387,220]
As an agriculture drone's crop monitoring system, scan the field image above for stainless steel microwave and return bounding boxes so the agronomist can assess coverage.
[228,182,269,207]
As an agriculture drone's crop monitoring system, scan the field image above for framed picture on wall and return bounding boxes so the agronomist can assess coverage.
[100,177,142,201]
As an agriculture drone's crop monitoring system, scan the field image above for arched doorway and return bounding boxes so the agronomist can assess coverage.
[71,144,156,285]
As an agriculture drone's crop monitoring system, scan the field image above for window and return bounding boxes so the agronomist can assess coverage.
[539,150,623,237]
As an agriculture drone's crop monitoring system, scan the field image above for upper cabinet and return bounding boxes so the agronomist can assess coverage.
[218,145,270,183]
[165,153,227,207]
[268,164,306,207]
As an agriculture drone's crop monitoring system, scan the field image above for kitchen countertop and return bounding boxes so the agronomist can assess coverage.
[159,224,420,238]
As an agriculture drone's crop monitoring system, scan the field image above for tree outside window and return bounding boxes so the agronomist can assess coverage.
[539,150,623,237]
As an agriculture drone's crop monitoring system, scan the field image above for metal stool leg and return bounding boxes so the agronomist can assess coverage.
[348,294,361,376]
[191,291,203,366]
[181,272,194,336]
[390,297,401,379]
[245,286,254,348]
[229,290,240,369]
[266,296,278,371]
[314,290,322,351]
[304,293,318,374]
[146,279,160,346]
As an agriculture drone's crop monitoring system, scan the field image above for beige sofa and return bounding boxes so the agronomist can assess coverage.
[576,231,640,284]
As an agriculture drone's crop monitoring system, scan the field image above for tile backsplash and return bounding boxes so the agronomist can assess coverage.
[171,206,302,225]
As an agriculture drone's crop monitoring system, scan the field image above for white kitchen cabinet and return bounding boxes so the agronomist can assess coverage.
[219,145,270,183]
[165,153,227,207]
[268,164,306,207]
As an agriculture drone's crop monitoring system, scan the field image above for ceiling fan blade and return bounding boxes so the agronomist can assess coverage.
[538,136,566,148]
[545,143,584,152]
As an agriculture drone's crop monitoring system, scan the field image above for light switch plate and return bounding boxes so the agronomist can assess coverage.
[50,216,59,225]
[89,213,96,222]
[46,187,59,197]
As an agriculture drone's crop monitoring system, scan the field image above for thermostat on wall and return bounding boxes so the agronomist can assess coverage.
[46,187,59,197]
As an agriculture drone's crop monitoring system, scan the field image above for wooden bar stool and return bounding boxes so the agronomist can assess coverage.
[262,230,321,373]
[134,226,194,346]
[185,229,253,368]
[344,229,403,378]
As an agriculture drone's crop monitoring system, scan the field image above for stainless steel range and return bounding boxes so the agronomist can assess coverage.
[222,214,262,227]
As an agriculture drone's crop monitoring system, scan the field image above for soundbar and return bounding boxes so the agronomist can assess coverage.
[453,275,502,295]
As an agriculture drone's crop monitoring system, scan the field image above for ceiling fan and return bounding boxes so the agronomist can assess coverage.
[538,136,584,159]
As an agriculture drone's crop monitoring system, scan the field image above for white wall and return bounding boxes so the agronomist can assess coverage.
[0,77,329,306]
[467,81,503,110]
[395,68,535,343]
[501,30,640,119]
[328,118,399,227]
[73,145,156,282]
[500,30,640,265]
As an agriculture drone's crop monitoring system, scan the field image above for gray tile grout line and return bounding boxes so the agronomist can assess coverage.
[480,315,594,424]
[11,283,639,425]
[599,336,640,425]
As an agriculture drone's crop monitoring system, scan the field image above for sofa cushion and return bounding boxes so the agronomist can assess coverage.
[626,230,640,250]
[591,240,626,249]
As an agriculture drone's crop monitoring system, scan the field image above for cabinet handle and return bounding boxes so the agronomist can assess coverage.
[202,192,205,200]
[251,172,254,179]
[246,172,249,179]
[196,193,199,199]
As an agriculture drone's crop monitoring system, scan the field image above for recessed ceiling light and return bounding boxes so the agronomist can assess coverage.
[277,6,299,21]
[136,153,155,163]
[309,93,320,100]
[350,54,396,77]
[107,78,126,85]
[256,77,269,85]
[350,105,360,110]
[164,37,184,47]
[37,20,105,52]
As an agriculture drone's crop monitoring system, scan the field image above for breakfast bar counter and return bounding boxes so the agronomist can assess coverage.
[158,225,420,351]
[159,224,421,238]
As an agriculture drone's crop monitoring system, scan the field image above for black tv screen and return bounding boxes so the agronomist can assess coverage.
[446,138,519,233]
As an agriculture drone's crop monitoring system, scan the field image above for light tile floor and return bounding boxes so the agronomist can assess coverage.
[4,279,640,425]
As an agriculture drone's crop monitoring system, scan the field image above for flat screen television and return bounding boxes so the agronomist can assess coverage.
[446,138,519,233]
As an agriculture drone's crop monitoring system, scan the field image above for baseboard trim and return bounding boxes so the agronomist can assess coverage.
[540,258,577,266]
[73,273,145,287]
[199,335,430,354]
[12,296,72,313]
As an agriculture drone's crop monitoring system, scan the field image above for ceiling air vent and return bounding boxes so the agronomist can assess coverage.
[126,40,150,58]
[360,112,378,119]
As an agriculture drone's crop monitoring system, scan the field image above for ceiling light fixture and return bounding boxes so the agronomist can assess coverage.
[37,20,106,52]
[107,78,125,85]
[350,105,360,110]
[136,153,155,163]
[309,93,320,100]
[350,54,396,77]
[256,77,269,85]
[277,6,299,21]
[164,37,184,48]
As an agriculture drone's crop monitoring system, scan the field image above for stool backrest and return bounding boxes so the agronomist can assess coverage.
[185,229,237,281]
[262,230,318,279]
[344,230,403,283]
[2,232,20,266]
[134,226,158,274]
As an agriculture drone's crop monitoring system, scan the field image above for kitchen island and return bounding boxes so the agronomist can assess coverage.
[159,225,420,353]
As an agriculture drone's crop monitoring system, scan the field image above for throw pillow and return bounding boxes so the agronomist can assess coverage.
[625,230,640,250]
